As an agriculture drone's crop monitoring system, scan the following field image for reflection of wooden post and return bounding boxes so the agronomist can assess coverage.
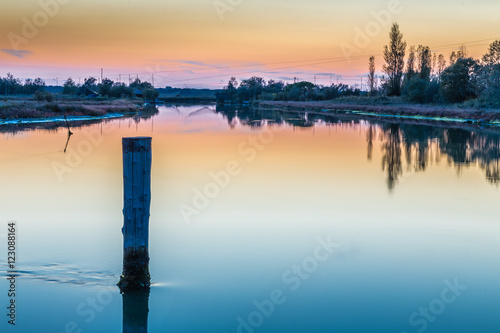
[122,290,150,333]
[118,137,152,291]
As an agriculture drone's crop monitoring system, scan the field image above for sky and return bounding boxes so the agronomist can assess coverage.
[0,0,499,88]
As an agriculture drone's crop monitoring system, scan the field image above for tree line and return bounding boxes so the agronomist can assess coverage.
[0,74,159,101]
[62,77,159,100]
[216,77,363,103]
[379,23,500,106]
[217,24,500,107]
[0,73,46,95]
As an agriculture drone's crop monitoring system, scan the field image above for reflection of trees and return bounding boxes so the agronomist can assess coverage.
[381,124,403,191]
[367,125,374,161]
[134,106,159,122]
[214,106,500,189]
[379,124,500,189]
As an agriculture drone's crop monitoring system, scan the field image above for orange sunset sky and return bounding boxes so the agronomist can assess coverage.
[1,0,499,88]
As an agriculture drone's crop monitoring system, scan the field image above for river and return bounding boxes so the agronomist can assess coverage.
[0,104,499,332]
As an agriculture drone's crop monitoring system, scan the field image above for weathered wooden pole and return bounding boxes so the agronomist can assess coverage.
[118,137,152,291]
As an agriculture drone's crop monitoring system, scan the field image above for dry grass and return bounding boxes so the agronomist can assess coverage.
[0,99,140,119]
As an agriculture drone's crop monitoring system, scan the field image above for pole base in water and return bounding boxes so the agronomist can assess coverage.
[118,248,151,292]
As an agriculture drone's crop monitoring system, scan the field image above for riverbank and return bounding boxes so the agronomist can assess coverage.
[256,100,500,125]
[0,98,141,120]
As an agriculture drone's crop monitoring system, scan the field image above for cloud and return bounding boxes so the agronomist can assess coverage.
[1,49,32,58]
[315,72,338,76]
[173,60,210,67]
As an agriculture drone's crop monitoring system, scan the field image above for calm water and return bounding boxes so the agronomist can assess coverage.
[1,105,499,333]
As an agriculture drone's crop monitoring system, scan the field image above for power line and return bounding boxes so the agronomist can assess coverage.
[4,36,498,87]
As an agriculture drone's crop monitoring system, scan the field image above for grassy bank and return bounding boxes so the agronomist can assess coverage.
[0,98,141,120]
[256,98,500,124]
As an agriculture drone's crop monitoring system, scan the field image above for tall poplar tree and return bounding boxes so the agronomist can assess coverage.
[382,23,407,96]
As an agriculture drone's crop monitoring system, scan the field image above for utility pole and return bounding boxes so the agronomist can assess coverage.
[101,68,103,84]
[152,73,154,88]
[119,74,121,83]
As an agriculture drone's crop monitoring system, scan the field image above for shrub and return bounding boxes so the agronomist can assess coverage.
[34,91,55,102]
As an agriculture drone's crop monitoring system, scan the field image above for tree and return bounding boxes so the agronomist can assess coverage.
[437,54,447,77]
[382,23,407,96]
[226,77,238,100]
[240,76,265,99]
[2,73,22,95]
[416,45,432,81]
[110,82,133,98]
[476,40,500,104]
[402,46,416,91]
[432,53,437,77]
[130,78,153,91]
[368,56,376,95]
[482,39,500,65]
[440,58,478,103]
[265,80,285,94]
[142,88,159,101]
[98,78,114,97]
[457,45,468,59]
[63,78,78,95]
[83,77,97,88]
[450,51,457,65]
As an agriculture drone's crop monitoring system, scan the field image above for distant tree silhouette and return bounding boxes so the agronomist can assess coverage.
[482,39,500,65]
[381,124,403,191]
[368,56,376,95]
[382,23,407,96]
[416,45,432,81]
[440,58,478,103]
[63,78,78,95]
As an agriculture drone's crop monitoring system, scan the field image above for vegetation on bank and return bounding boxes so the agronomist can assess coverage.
[0,74,163,120]
[217,26,500,111]
[0,99,140,119]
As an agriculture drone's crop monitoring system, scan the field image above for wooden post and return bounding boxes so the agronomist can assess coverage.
[118,137,152,291]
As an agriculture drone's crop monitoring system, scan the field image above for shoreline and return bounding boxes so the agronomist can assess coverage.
[0,113,127,126]
[0,98,142,124]
[256,101,500,126]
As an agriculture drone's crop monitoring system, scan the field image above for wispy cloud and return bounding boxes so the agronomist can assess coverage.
[315,72,338,76]
[1,49,32,58]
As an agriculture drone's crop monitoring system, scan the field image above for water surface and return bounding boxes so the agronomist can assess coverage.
[1,105,499,332]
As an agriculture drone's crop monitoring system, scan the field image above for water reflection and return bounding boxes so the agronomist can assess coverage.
[215,105,500,190]
[122,289,150,333]
[2,104,499,191]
